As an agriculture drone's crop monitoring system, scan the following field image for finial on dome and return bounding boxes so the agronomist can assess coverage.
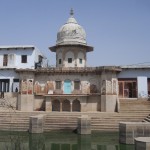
[70,8,74,17]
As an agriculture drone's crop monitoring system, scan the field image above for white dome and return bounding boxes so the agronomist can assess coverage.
[56,11,87,45]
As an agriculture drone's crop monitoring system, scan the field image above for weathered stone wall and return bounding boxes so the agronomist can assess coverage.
[34,95,45,111]
[34,74,101,95]
[18,94,34,111]
[56,46,87,68]
[0,92,18,111]
[87,95,101,112]
[101,95,117,112]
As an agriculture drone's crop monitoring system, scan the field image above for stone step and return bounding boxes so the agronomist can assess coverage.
[0,110,149,131]
[143,118,150,122]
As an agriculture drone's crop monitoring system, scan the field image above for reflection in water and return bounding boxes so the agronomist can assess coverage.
[78,135,91,150]
[0,131,134,150]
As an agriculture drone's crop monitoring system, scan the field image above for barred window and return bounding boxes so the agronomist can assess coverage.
[79,58,82,64]
[3,54,8,66]
[56,81,61,89]
[59,59,62,64]
[74,80,80,90]
[21,55,27,63]
[68,58,72,63]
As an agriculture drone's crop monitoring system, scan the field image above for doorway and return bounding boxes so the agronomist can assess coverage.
[64,80,72,94]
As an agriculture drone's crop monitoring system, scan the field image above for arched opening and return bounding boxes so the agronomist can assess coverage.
[72,99,81,112]
[62,99,70,111]
[97,101,101,112]
[52,100,60,111]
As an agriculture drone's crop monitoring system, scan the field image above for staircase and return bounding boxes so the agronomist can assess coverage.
[0,99,149,132]
[143,114,150,122]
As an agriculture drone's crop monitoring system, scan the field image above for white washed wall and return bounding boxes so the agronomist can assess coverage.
[0,70,19,92]
[77,51,85,67]
[137,77,148,98]
[64,51,75,67]
[0,47,42,69]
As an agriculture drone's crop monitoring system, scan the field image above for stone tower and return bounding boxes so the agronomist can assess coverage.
[50,9,93,68]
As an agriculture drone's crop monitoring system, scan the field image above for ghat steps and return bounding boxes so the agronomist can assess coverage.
[0,99,149,132]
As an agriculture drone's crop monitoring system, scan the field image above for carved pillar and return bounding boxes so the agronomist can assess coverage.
[18,72,35,111]
[45,97,52,112]
[70,103,72,112]
[60,102,62,112]
[101,79,118,112]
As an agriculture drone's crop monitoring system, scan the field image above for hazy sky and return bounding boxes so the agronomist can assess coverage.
[0,0,150,67]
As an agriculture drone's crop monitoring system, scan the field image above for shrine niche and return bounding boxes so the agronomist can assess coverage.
[21,79,33,94]
[21,80,27,94]
[101,79,118,95]
[28,80,33,94]
[89,78,99,93]
[34,81,48,95]
[47,81,54,93]
[90,84,97,93]
[34,81,41,94]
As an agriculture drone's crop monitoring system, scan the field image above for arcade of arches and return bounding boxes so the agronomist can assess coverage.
[48,99,81,112]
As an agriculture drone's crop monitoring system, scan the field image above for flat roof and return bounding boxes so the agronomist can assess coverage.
[121,65,150,69]
[0,45,35,50]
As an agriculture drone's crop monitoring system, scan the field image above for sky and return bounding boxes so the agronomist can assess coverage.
[0,0,150,67]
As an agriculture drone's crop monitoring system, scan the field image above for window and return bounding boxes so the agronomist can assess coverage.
[56,81,61,89]
[59,59,62,64]
[68,58,72,63]
[21,55,27,63]
[74,80,80,90]
[79,59,82,64]
[3,54,8,66]
[0,79,9,92]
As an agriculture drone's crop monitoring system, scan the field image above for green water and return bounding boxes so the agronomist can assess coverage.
[0,131,134,150]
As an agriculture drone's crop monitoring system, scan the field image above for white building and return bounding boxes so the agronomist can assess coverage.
[0,45,44,93]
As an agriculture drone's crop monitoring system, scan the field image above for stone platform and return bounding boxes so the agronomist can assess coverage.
[119,122,150,144]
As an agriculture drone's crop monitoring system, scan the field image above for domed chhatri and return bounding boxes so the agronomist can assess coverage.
[50,9,93,68]
[57,9,86,45]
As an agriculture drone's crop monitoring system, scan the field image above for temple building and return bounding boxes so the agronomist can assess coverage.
[1,9,150,112]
